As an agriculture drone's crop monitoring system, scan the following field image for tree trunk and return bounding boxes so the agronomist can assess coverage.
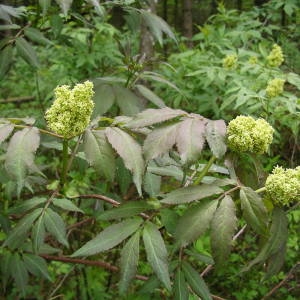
[183,0,193,48]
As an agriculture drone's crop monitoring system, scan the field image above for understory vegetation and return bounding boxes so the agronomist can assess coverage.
[0,0,299,299]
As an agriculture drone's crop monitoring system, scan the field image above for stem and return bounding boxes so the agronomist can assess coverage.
[193,155,216,185]
[35,71,45,114]
[256,187,266,194]
[13,124,63,138]
[61,139,69,185]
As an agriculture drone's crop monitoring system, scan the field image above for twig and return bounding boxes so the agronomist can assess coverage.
[262,262,300,299]
[0,96,34,104]
[40,254,148,281]
[67,217,94,230]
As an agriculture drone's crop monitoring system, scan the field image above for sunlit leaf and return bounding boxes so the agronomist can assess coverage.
[106,127,144,195]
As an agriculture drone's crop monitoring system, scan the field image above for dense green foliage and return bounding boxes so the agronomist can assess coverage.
[0,1,299,299]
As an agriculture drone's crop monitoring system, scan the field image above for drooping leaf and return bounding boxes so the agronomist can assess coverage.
[106,127,144,195]
[92,83,115,117]
[264,242,286,279]
[205,120,227,159]
[97,202,152,221]
[32,215,45,253]
[182,261,212,300]
[84,129,115,182]
[184,249,214,265]
[175,200,218,246]
[5,127,41,194]
[39,0,51,14]
[23,254,52,281]
[135,85,166,108]
[10,254,28,296]
[8,197,46,214]
[119,231,140,294]
[143,222,171,290]
[161,184,223,205]
[0,123,14,144]
[44,208,69,247]
[15,37,39,68]
[126,107,185,128]
[141,10,176,46]
[244,208,288,272]
[176,117,206,163]
[24,28,51,45]
[56,0,73,15]
[240,187,268,235]
[4,208,42,249]
[211,195,237,267]
[143,123,179,161]
[174,268,189,300]
[141,72,180,92]
[72,217,143,257]
[113,85,143,116]
[52,198,84,213]
[143,171,161,196]
[0,45,13,80]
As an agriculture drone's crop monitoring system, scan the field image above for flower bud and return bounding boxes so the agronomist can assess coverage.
[265,166,300,206]
[45,81,94,138]
[227,116,274,154]
[223,54,237,69]
[266,78,285,98]
[267,44,284,67]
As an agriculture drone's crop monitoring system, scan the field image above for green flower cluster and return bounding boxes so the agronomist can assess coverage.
[227,116,274,154]
[248,56,258,65]
[266,78,285,98]
[265,166,300,206]
[45,81,94,138]
[267,44,284,67]
[223,54,237,68]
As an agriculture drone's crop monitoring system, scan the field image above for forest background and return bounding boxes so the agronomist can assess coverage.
[0,0,299,299]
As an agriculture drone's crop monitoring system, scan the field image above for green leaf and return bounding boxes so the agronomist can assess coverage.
[106,127,144,196]
[143,222,171,290]
[244,208,288,272]
[92,83,115,116]
[0,45,13,80]
[161,184,223,205]
[15,37,39,68]
[126,107,185,128]
[175,200,218,246]
[116,157,132,196]
[24,27,51,45]
[32,215,46,253]
[184,249,214,265]
[113,85,143,116]
[211,195,237,267]
[119,231,140,294]
[1,252,12,288]
[52,198,83,213]
[84,129,115,182]
[0,123,14,144]
[176,117,206,163]
[8,197,46,214]
[98,202,152,221]
[4,208,42,249]
[10,254,28,296]
[143,123,179,161]
[135,85,166,108]
[182,262,212,300]
[72,217,143,257]
[205,120,227,159]
[23,254,52,281]
[141,10,176,46]
[5,127,41,194]
[174,268,189,300]
[39,0,51,14]
[160,208,178,235]
[56,0,73,15]
[240,187,268,235]
[44,208,69,247]
[143,171,161,197]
